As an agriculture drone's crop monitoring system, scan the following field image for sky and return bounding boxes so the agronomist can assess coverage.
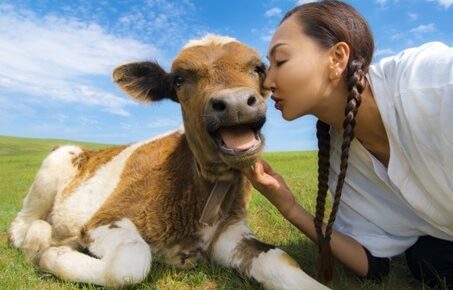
[0,0,452,151]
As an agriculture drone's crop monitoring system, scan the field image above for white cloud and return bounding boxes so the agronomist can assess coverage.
[375,48,395,58]
[409,23,436,34]
[260,28,276,42]
[407,12,418,21]
[147,118,182,129]
[113,0,199,48]
[264,8,282,18]
[390,32,405,40]
[436,0,453,9]
[296,0,317,5]
[0,6,160,116]
[375,0,400,7]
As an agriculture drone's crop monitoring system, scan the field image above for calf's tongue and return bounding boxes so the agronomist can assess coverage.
[219,125,257,150]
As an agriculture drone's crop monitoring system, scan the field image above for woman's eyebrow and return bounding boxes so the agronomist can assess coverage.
[267,43,287,60]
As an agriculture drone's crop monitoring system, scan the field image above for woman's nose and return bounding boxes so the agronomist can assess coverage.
[263,70,276,92]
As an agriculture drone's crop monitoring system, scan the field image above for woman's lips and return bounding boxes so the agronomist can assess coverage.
[271,95,283,110]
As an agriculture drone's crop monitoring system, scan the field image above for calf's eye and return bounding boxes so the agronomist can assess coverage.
[254,64,266,77]
[174,75,185,87]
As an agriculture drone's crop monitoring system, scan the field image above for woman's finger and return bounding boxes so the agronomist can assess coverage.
[243,159,279,188]
[243,160,262,180]
[255,159,265,175]
[260,159,274,174]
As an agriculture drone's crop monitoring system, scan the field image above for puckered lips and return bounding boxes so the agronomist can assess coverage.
[208,118,265,156]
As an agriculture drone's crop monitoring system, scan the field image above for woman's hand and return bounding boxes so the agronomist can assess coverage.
[243,159,296,218]
[245,159,370,278]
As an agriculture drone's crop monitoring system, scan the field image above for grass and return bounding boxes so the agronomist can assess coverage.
[0,135,433,289]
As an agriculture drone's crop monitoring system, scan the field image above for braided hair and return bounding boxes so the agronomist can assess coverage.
[281,0,374,282]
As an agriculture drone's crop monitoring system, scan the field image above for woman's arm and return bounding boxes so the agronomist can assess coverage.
[244,159,370,277]
[285,202,369,276]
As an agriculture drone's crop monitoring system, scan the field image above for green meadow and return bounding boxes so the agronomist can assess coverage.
[0,135,430,289]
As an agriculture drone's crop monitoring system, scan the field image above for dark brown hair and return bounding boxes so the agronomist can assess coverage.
[281,0,374,282]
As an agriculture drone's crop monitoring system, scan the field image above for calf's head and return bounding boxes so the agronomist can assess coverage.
[113,35,269,180]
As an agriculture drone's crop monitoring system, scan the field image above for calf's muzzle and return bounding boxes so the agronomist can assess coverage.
[207,88,263,124]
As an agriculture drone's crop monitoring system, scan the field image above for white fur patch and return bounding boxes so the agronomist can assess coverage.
[198,221,219,251]
[9,145,83,247]
[183,33,237,49]
[39,246,106,285]
[249,249,330,290]
[87,218,145,257]
[104,239,151,287]
[50,128,184,238]
[210,220,330,289]
[211,220,251,267]
[21,220,52,262]
[87,218,151,287]
[39,218,152,288]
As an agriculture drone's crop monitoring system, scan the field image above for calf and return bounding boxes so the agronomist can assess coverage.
[9,34,328,289]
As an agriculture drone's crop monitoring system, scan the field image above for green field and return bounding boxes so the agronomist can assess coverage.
[0,135,428,289]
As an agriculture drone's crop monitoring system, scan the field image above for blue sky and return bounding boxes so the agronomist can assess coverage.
[0,0,452,151]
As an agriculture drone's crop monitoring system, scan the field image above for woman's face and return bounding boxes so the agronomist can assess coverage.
[265,15,331,120]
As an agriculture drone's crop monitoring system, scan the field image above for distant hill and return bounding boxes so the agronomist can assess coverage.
[0,135,110,156]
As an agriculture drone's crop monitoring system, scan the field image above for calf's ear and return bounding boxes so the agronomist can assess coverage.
[113,61,178,103]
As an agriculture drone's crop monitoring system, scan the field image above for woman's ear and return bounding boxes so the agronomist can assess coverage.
[328,42,350,81]
[113,61,178,103]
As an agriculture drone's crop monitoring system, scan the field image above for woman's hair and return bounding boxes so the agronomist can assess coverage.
[281,0,374,282]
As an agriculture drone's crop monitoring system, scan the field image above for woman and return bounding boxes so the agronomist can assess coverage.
[245,0,453,288]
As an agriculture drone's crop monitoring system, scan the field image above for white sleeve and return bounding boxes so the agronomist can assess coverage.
[327,130,422,257]
[333,201,418,258]
[382,42,453,171]
[378,42,453,233]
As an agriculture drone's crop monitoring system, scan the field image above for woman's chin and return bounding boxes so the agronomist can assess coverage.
[281,110,298,121]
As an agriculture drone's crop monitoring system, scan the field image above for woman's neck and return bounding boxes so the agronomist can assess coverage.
[315,81,390,167]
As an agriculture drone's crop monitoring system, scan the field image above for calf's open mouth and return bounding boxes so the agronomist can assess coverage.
[209,120,264,156]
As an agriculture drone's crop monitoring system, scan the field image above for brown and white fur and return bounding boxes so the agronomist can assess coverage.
[9,34,329,290]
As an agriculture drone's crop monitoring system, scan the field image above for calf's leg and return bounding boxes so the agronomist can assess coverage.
[210,220,330,290]
[39,218,151,288]
[9,145,82,248]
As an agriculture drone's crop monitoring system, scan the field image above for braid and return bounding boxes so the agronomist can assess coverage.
[315,119,332,281]
[317,57,366,282]
[314,120,330,248]
[325,57,365,236]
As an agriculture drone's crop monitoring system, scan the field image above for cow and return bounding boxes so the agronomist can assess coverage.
[8,34,329,290]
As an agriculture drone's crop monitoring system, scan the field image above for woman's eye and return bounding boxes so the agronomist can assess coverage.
[174,75,185,87]
[275,60,287,67]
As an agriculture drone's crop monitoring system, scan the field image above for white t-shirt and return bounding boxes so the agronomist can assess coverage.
[329,42,453,258]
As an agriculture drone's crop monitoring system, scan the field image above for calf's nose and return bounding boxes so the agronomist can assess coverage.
[208,89,260,120]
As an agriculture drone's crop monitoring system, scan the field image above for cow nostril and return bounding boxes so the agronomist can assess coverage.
[211,99,226,112]
[247,95,257,106]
